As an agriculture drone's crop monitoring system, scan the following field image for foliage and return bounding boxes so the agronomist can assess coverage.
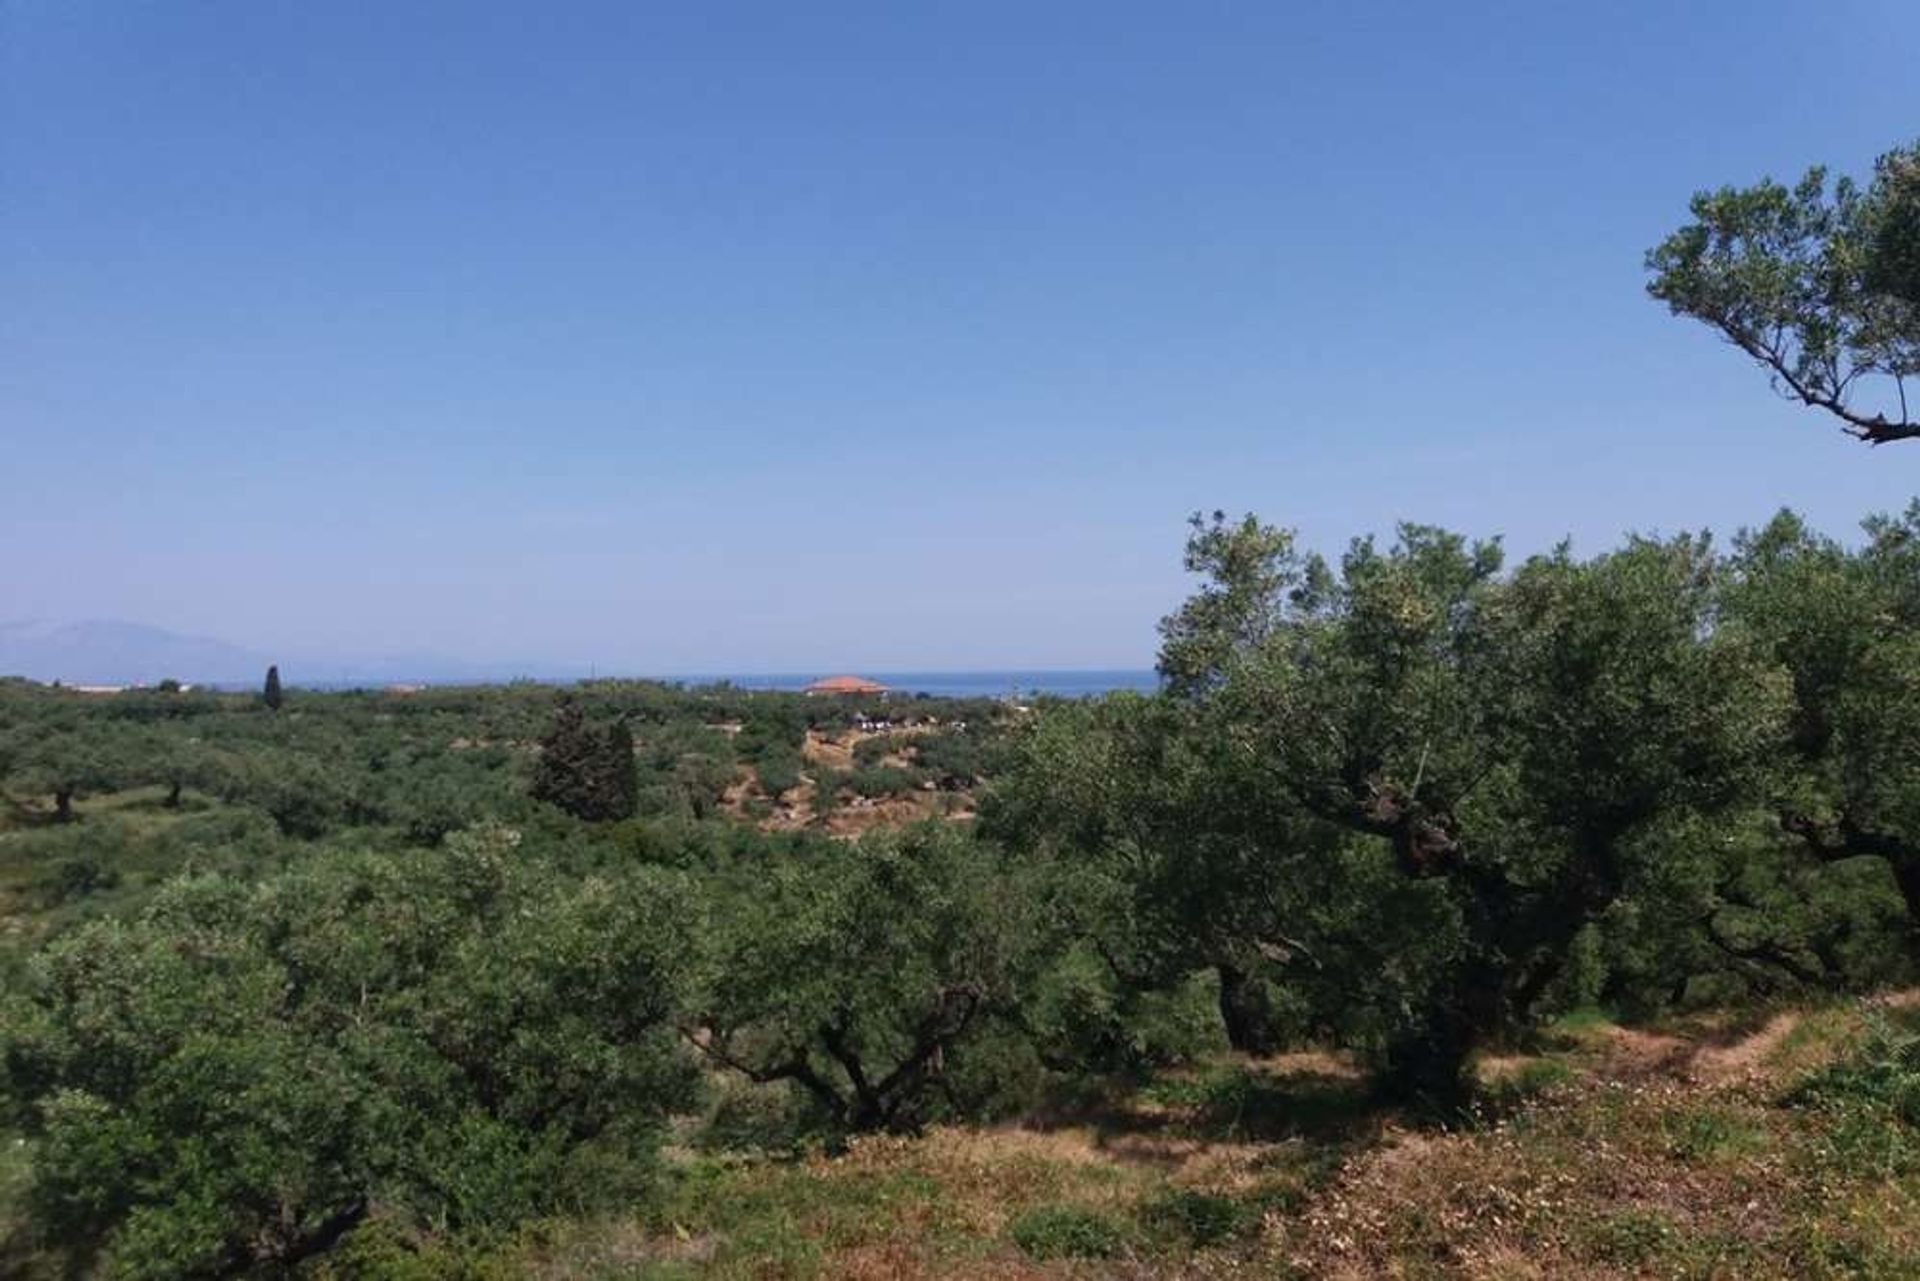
[528,698,637,822]
[1137,1188,1259,1246]
[1647,141,1920,443]
[1788,1008,1920,1174]
[691,824,1043,1132]
[4,504,1920,1270]
[752,748,803,800]
[1008,1203,1134,1259]
[998,511,1817,1100]
[1723,506,1920,938]
[0,827,697,1276]
[848,764,918,799]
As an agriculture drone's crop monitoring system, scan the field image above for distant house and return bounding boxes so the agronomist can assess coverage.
[804,674,888,696]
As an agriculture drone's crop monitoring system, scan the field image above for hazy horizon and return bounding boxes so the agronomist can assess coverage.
[0,617,1168,688]
[8,2,1918,672]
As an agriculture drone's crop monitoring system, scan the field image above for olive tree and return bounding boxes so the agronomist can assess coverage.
[1724,504,1920,934]
[1647,141,1920,443]
[0,826,697,1277]
[689,824,1041,1132]
[1006,513,1791,1102]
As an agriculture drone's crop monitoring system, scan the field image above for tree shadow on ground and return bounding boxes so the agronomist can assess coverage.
[1024,1056,1391,1163]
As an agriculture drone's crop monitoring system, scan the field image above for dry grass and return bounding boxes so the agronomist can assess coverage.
[473,994,1920,1279]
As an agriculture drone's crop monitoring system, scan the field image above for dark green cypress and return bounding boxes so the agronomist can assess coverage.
[530,697,637,821]
[599,718,638,821]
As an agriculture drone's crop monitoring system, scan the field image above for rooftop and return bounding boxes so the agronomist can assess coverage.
[804,674,889,695]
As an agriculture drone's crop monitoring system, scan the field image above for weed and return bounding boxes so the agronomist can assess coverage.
[1787,1009,1920,1175]
[1137,1188,1257,1247]
[1008,1204,1133,1259]
[1577,1207,1680,1265]
[1660,1103,1767,1162]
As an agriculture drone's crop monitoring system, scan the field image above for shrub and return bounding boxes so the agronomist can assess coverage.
[755,750,803,799]
[1008,1204,1132,1259]
[1786,1008,1920,1173]
[849,765,917,799]
[1026,946,1225,1075]
[851,735,900,769]
[1137,1188,1257,1246]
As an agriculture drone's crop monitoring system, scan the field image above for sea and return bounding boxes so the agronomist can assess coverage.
[690,670,1161,699]
[291,670,1160,698]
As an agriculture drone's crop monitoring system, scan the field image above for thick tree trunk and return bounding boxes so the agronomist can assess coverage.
[215,1200,367,1278]
[1376,943,1513,1112]
[164,780,182,809]
[1888,854,1920,940]
[1375,968,1494,1110]
[53,789,73,823]
[1379,1014,1474,1109]
[1215,962,1284,1055]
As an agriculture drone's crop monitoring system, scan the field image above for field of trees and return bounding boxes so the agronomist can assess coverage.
[3,493,1920,1278]
[3,143,1919,1278]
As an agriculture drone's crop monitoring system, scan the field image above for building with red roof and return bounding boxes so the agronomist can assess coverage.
[804,674,889,695]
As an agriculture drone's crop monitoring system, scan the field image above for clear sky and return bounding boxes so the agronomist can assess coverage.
[5,2,1917,673]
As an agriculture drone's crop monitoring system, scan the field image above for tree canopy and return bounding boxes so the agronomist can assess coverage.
[1647,141,1920,443]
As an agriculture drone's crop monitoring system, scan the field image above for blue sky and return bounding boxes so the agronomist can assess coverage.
[5,2,1917,672]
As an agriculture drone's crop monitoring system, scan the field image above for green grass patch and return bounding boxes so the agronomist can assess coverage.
[1786,1008,1920,1176]
[1136,1188,1259,1247]
[1660,1102,1770,1162]
[1476,1058,1577,1117]
[1008,1203,1134,1260]
[1575,1207,1683,1266]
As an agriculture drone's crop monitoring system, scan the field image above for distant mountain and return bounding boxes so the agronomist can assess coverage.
[0,620,273,686]
[0,620,579,688]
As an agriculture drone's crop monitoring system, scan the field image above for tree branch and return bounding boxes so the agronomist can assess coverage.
[1727,328,1920,443]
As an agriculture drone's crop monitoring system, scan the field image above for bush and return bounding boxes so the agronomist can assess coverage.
[1008,1204,1132,1259]
[44,855,121,903]
[911,730,990,788]
[1026,946,1225,1075]
[755,750,803,799]
[851,735,901,769]
[1786,1008,1920,1173]
[1137,1188,1258,1246]
[694,1077,821,1154]
[849,765,918,799]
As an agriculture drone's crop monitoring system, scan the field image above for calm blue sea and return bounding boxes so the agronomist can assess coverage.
[290,670,1160,698]
[694,670,1161,698]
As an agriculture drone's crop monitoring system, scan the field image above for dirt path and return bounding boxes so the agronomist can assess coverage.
[1688,986,1920,1085]
[1690,1010,1802,1084]
[1595,1024,1691,1076]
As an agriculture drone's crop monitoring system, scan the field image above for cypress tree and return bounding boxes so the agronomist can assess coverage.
[532,698,640,822]
[531,697,591,815]
[263,665,284,712]
[598,718,638,821]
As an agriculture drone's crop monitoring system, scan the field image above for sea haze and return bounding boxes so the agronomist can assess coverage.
[291,670,1161,699]
[0,621,1156,697]
[669,671,1161,699]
